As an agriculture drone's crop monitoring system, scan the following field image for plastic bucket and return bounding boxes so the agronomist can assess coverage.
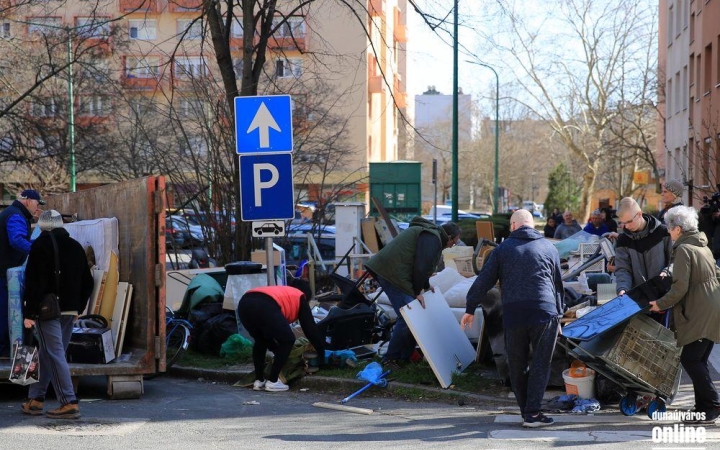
[562,368,596,399]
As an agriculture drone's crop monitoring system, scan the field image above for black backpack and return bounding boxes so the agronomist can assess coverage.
[191,311,238,356]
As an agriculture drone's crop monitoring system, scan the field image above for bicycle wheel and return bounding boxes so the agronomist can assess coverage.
[166,321,191,369]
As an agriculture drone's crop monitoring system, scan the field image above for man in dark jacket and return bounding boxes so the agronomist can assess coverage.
[22,210,93,419]
[364,217,460,365]
[614,197,672,297]
[462,209,563,428]
[0,189,44,357]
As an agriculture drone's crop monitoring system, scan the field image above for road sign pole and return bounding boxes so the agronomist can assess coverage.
[266,237,276,286]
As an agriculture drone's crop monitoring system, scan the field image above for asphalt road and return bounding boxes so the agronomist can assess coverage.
[1,375,719,450]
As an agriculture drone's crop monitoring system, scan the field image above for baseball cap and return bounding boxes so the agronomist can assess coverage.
[20,189,46,205]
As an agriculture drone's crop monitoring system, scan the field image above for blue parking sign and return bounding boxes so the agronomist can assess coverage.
[235,95,293,153]
[239,153,295,221]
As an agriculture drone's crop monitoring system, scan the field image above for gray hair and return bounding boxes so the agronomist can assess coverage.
[38,210,63,231]
[664,205,698,233]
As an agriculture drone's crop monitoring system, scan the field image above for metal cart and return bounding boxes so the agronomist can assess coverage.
[560,294,682,418]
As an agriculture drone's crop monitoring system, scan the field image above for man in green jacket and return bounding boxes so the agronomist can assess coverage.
[364,217,460,365]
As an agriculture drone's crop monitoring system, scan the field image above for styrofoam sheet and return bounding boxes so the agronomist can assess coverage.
[64,218,119,271]
[399,289,476,388]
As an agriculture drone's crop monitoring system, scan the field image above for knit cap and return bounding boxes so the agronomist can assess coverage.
[663,179,683,198]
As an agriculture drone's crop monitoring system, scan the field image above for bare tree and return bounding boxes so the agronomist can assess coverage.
[477,0,658,221]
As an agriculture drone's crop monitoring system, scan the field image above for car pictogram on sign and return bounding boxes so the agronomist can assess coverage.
[254,222,283,235]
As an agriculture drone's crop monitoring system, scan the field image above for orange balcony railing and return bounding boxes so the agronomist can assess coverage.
[167,0,202,13]
[369,75,385,93]
[268,36,306,52]
[119,0,157,13]
[369,0,386,16]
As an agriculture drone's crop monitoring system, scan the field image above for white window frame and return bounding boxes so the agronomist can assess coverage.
[30,99,57,117]
[129,19,157,40]
[125,56,160,78]
[272,16,306,38]
[275,58,302,78]
[28,17,63,35]
[1,22,11,39]
[177,19,202,40]
[177,98,205,118]
[78,95,110,117]
[175,56,206,79]
[75,17,110,38]
[231,18,243,38]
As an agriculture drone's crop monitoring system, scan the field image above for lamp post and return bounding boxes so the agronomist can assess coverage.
[466,60,499,215]
[20,21,81,192]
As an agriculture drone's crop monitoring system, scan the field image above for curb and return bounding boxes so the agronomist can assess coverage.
[168,365,516,405]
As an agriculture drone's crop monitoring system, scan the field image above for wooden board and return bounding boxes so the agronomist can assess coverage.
[360,218,380,253]
[99,251,119,323]
[399,289,476,388]
[475,221,495,242]
[111,282,130,350]
[115,284,133,356]
[91,270,108,315]
[88,269,107,316]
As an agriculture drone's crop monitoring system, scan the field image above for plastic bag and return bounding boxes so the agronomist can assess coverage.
[324,349,358,367]
[356,361,387,386]
[219,333,253,359]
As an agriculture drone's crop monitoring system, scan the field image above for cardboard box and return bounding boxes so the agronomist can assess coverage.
[251,250,281,266]
[68,328,115,364]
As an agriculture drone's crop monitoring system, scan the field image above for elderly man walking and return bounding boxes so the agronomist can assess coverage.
[462,209,564,427]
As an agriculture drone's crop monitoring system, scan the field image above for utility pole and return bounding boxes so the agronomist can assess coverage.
[451,0,459,222]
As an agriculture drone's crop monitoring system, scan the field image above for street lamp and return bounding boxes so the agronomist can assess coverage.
[466,60,500,215]
[19,20,85,192]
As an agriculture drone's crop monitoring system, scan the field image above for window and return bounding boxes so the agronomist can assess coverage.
[129,19,156,40]
[177,98,205,118]
[272,16,306,38]
[675,72,681,114]
[697,54,702,92]
[75,17,110,38]
[275,58,302,78]
[28,17,62,35]
[125,56,160,78]
[717,36,720,86]
[689,53,695,85]
[1,22,10,39]
[667,4,673,45]
[704,44,712,93]
[130,97,153,117]
[690,13,695,43]
[233,58,244,78]
[78,95,111,116]
[177,19,202,40]
[667,78,673,116]
[175,56,206,79]
[683,66,688,109]
[676,0,682,37]
[231,18,243,38]
[179,135,207,157]
[30,99,57,117]
[292,94,307,119]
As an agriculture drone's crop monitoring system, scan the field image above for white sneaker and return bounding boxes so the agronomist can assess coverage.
[252,380,266,391]
[264,379,289,392]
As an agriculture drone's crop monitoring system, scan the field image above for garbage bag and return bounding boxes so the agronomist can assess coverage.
[356,361,387,386]
[220,333,253,359]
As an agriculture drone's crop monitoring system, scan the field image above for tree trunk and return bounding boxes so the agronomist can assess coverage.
[578,165,598,223]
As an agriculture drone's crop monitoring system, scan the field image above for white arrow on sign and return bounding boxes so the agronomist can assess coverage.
[247,102,281,148]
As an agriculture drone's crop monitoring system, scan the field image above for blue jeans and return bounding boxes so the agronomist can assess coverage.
[29,316,77,405]
[377,276,417,361]
[0,277,8,356]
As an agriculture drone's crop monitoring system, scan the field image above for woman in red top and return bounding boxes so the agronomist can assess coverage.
[237,278,324,392]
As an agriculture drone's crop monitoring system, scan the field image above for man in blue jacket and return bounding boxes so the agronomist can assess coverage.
[461,209,563,428]
[0,190,44,357]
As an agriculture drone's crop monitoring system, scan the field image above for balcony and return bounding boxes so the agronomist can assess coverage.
[393,78,406,107]
[368,75,386,93]
[393,8,407,43]
[268,36,306,52]
[167,0,202,13]
[369,0,386,16]
[120,0,158,13]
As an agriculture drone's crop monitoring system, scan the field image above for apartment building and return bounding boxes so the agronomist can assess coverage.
[0,0,408,203]
[659,0,720,206]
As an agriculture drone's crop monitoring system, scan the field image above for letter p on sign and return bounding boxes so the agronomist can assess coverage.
[239,153,295,221]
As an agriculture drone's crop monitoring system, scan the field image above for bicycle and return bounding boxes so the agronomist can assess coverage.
[165,306,193,370]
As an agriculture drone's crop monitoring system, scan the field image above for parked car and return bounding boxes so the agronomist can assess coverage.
[285,222,336,238]
[169,215,205,246]
[165,219,186,248]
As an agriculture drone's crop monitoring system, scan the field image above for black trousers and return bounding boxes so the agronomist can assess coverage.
[504,317,559,418]
[681,339,720,414]
[237,294,296,383]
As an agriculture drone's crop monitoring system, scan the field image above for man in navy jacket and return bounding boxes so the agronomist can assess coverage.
[461,209,563,428]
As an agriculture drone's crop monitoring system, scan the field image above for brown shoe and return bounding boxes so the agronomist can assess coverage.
[46,403,80,419]
[20,399,44,416]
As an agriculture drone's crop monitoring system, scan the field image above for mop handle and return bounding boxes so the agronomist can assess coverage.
[341,370,391,404]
